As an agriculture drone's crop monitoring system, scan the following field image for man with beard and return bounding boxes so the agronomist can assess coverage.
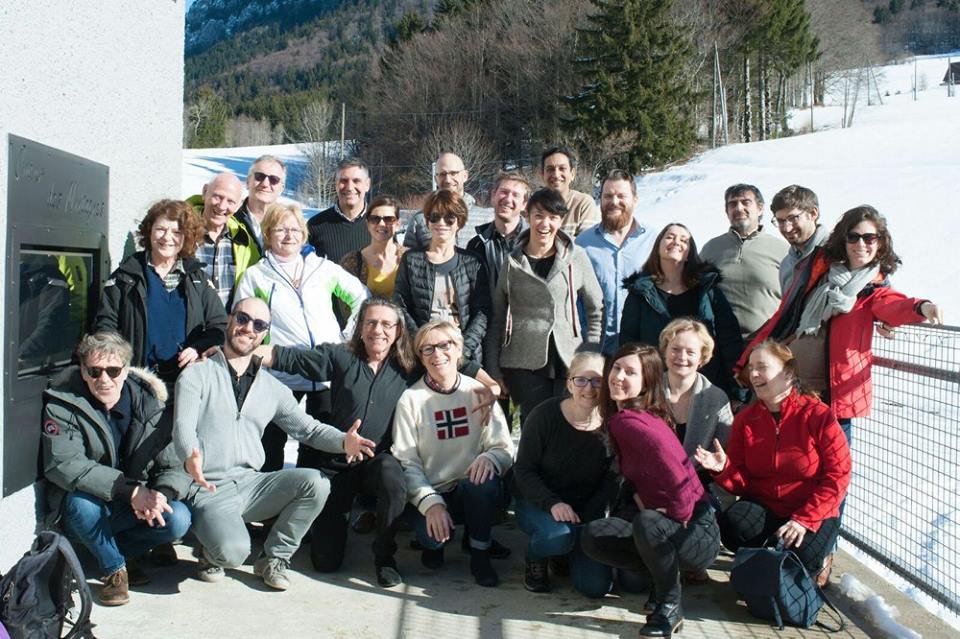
[235,155,287,255]
[700,184,787,339]
[771,184,826,293]
[173,297,375,590]
[576,170,655,355]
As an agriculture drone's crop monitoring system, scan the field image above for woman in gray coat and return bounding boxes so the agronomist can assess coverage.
[484,188,603,425]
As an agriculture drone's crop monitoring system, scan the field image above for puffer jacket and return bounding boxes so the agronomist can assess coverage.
[235,251,369,391]
[392,248,490,363]
[40,366,191,528]
[713,390,851,531]
[484,230,603,377]
[620,269,745,400]
[94,252,227,372]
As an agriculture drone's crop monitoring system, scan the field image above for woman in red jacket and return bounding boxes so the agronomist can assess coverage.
[696,340,851,581]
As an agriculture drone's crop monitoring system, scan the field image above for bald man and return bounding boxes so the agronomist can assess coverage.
[403,152,479,250]
[192,172,261,309]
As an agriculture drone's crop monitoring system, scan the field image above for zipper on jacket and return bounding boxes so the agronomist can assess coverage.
[266,256,319,391]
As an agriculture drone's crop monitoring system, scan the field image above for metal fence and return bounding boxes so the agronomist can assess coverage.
[841,322,960,613]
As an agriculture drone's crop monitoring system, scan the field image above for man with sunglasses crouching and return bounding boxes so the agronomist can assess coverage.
[41,331,193,606]
[172,297,376,590]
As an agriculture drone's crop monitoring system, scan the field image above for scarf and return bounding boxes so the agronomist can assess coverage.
[795,263,880,337]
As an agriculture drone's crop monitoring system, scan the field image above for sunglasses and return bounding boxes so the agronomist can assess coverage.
[845,232,879,245]
[253,171,282,186]
[233,310,271,333]
[85,366,124,379]
[427,213,459,226]
[367,214,398,226]
[570,376,603,388]
[419,340,454,356]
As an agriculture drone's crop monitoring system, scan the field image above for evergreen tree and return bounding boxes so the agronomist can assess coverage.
[564,0,698,172]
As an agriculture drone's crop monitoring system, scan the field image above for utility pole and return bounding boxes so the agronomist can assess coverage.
[712,42,718,147]
[339,102,346,159]
[913,57,918,101]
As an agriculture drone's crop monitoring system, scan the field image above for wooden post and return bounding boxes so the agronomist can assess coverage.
[339,102,346,159]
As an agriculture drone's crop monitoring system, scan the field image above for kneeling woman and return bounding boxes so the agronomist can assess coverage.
[391,321,514,587]
[513,351,615,597]
[696,340,851,581]
[583,343,720,637]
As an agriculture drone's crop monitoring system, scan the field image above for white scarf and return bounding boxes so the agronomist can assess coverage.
[795,263,880,337]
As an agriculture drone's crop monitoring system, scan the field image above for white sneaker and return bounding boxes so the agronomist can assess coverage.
[197,556,225,583]
[254,555,291,591]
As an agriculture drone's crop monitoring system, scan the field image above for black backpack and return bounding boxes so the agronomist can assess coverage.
[0,531,95,639]
[730,538,844,631]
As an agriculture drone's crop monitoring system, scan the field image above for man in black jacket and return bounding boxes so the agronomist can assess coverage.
[306,157,371,263]
[466,171,530,301]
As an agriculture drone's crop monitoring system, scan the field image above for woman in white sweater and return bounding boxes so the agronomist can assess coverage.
[391,320,514,587]
[236,202,369,470]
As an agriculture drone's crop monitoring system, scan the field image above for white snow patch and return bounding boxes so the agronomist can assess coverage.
[841,572,922,639]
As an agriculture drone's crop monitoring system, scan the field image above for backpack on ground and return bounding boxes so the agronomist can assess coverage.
[0,531,95,639]
[730,537,844,631]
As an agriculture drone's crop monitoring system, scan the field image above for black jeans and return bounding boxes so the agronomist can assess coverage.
[310,453,407,569]
[718,498,840,576]
[502,369,566,427]
[260,389,331,472]
[582,500,720,604]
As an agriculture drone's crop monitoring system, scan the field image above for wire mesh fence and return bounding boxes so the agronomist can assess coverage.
[841,322,960,613]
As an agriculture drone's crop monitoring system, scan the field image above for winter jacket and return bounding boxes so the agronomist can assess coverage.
[484,230,603,378]
[668,372,733,466]
[187,193,262,292]
[739,252,929,419]
[40,366,191,528]
[235,251,369,391]
[620,269,745,400]
[713,390,851,531]
[392,248,491,363]
[94,252,227,372]
[466,217,529,301]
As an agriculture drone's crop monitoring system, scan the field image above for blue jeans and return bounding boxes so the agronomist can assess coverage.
[514,499,613,599]
[405,476,502,551]
[61,490,191,576]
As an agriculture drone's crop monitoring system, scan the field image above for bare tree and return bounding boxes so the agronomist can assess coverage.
[291,98,337,207]
[419,118,498,197]
[225,115,275,147]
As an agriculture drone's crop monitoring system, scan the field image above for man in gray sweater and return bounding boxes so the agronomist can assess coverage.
[173,297,375,590]
[700,184,787,340]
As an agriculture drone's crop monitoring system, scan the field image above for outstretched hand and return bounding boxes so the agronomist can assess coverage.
[694,438,727,473]
[344,419,376,463]
[471,386,498,427]
[184,447,216,492]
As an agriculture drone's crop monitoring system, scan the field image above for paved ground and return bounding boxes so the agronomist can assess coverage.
[79,515,956,639]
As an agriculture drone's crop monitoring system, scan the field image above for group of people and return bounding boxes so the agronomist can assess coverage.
[38,145,943,638]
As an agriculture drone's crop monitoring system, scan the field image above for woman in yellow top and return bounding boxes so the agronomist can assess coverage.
[340,194,407,299]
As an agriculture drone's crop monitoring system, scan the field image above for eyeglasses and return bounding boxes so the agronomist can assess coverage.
[253,171,282,186]
[570,376,603,388]
[774,212,807,228]
[845,232,879,245]
[85,365,124,380]
[363,319,398,330]
[233,310,271,333]
[273,227,303,236]
[367,215,397,226]
[427,213,459,226]
[419,340,454,356]
[435,170,464,180]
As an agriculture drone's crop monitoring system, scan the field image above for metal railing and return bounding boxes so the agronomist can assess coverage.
[841,322,960,613]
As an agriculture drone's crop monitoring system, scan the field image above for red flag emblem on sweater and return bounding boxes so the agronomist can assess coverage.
[433,406,469,440]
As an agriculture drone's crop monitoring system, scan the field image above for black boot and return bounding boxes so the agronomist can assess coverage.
[470,549,499,587]
[638,601,683,637]
[311,514,348,572]
[523,557,550,593]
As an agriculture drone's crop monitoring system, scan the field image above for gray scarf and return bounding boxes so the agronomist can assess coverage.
[795,263,880,337]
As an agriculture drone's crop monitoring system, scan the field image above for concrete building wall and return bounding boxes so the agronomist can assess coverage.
[0,1,185,570]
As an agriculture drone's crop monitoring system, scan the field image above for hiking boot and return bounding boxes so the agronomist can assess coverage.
[149,541,179,567]
[125,557,151,587]
[523,557,550,593]
[421,547,444,570]
[254,555,291,591]
[100,567,130,606]
[639,601,683,637]
[375,558,403,588]
[197,556,225,583]
[470,549,499,588]
[817,553,834,588]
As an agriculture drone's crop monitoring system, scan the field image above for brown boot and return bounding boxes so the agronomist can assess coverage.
[817,554,834,588]
[100,567,130,606]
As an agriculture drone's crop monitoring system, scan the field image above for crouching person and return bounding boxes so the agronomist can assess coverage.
[173,297,375,590]
[41,331,192,606]
[392,321,514,587]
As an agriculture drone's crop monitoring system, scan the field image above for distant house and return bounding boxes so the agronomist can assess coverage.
[942,61,960,85]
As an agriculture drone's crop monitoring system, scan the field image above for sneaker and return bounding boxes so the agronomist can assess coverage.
[420,547,444,570]
[254,555,291,591]
[125,557,151,587]
[100,567,130,606]
[351,510,377,534]
[375,559,403,588]
[149,541,179,567]
[197,556,225,583]
[523,557,550,593]
[470,549,499,588]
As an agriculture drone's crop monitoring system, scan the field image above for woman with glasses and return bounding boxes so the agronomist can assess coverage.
[619,223,744,403]
[235,201,369,472]
[391,321,514,588]
[484,188,603,426]
[95,199,227,393]
[513,351,616,597]
[393,190,490,365]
